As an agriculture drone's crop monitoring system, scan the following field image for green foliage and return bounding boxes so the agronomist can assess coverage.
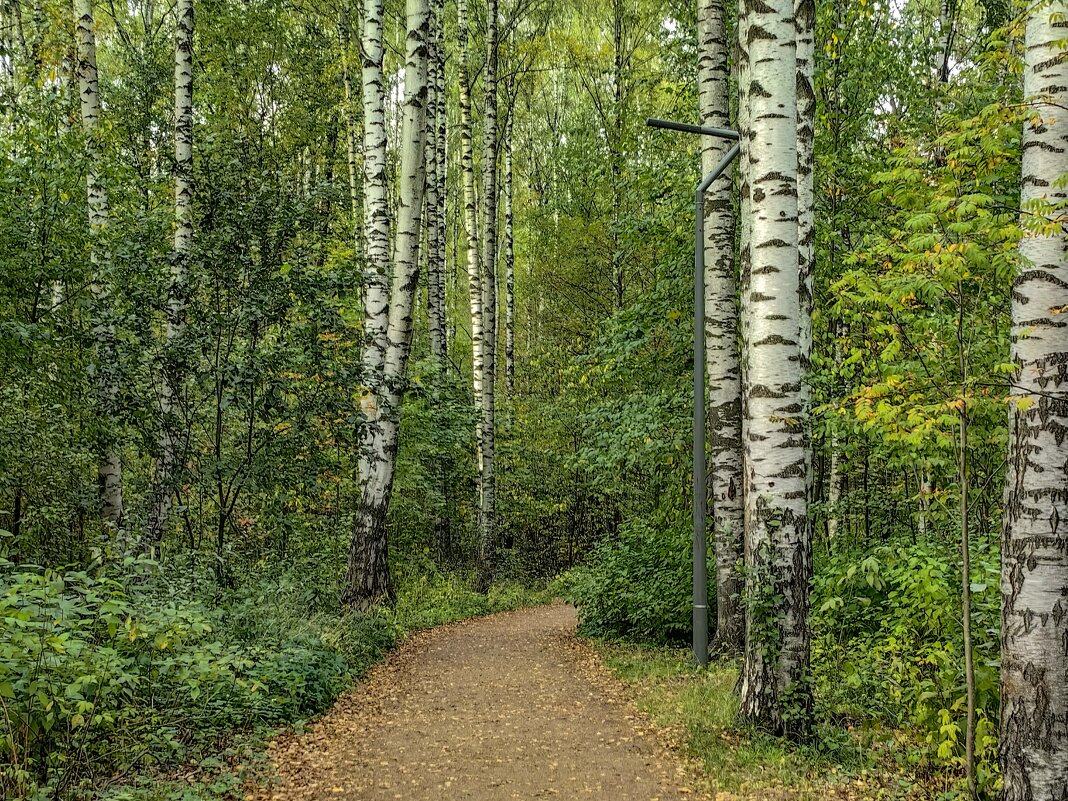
[563,514,695,643]
[0,549,548,801]
[812,537,1002,795]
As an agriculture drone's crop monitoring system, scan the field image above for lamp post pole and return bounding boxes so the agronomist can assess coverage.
[647,117,739,667]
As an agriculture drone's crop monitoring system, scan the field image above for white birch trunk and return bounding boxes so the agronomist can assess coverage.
[999,3,1068,797]
[737,0,810,735]
[477,0,499,586]
[505,119,515,394]
[425,0,446,362]
[698,0,743,652]
[458,0,483,472]
[145,0,193,547]
[75,0,124,533]
[796,0,815,513]
[340,9,363,266]
[342,0,431,609]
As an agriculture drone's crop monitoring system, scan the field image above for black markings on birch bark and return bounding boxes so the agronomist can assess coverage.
[75,0,125,535]
[477,0,499,588]
[698,0,744,653]
[737,0,812,736]
[145,0,194,549]
[425,0,446,364]
[505,118,515,394]
[458,0,484,480]
[343,0,431,609]
[999,3,1068,798]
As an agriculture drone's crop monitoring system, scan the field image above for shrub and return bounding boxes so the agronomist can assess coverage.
[563,516,698,643]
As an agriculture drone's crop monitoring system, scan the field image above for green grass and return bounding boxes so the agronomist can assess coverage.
[593,641,922,800]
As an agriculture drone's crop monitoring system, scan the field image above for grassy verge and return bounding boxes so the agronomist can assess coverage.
[592,640,934,801]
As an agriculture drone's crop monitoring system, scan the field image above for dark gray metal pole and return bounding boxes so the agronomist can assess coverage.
[692,143,740,667]
[647,118,739,667]
[647,117,740,141]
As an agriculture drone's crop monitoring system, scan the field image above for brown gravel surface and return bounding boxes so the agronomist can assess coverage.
[254,604,706,801]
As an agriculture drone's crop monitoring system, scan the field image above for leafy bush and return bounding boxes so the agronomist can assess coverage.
[0,553,548,800]
[811,536,1001,793]
[563,515,698,643]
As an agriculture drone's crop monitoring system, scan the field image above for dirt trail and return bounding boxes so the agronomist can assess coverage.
[258,604,703,800]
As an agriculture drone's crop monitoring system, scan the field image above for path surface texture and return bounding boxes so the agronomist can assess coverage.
[261,604,700,800]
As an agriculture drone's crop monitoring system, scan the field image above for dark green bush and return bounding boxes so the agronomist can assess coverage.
[811,536,1001,793]
[563,515,699,643]
[0,553,548,800]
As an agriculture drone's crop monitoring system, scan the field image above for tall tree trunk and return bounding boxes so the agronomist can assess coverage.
[342,0,431,609]
[340,7,363,271]
[433,7,446,359]
[827,321,847,542]
[737,0,810,736]
[477,0,499,588]
[504,119,515,394]
[75,0,125,534]
[422,0,444,360]
[145,0,194,548]
[999,3,1068,797]
[697,0,742,653]
[424,0,445,362]
[458,0,483,484]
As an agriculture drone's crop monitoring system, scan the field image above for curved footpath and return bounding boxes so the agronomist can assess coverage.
[254,604,704,800]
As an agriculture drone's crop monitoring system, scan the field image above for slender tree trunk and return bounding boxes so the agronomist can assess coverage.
[504,119,515,394]
[477,0,499,588]
[340,7,363,272]
[424,0,445,362]
[458,0,484,486]
[75,0,125,534]
[737,0,810,736]
[433,10,446,359]
[342,0,431,609]
[698,0,742,653]
[956,288,976,800]
[999,3,1068,797]
[145,0,193,548]
[795,0,815,539]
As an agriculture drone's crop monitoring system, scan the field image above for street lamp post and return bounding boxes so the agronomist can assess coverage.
[646,117,740,667]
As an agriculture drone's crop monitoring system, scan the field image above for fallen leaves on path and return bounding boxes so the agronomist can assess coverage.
[248,605,709,801]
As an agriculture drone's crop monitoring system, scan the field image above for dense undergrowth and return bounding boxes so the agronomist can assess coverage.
[565,529,1001,798]
[0,545,549,801]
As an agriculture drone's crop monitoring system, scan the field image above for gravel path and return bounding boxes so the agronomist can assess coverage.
[257,604,702,800]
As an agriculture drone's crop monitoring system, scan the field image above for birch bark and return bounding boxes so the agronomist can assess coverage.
[75,0,125,533]
[145,0,193,547]
[505,118,515,394]
[478,0,499,586]
[425,0,446,363]
[737,0,811,735]
[342,0,431,609]
[458,0,483,474]
[999,3,1068,797]
[698,0,742,653]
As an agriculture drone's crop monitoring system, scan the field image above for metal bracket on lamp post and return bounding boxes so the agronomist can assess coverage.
[646,117,740,668]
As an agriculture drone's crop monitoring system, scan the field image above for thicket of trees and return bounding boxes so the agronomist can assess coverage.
[0,0,1065,798]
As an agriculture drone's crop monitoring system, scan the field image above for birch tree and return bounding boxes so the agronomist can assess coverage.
[458,0,483,470]
[425,0,446,363]
[999,2,1068,796]
[697,0,742,653]
[342,0,432,608]
[145,0,194,547]
[504,117,515,393]
[477,0,499,586]
[737,0,811,735]
[75,0,124,532]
